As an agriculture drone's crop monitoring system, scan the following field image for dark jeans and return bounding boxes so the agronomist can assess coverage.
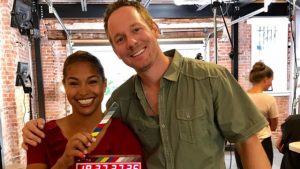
[234,137,273,169]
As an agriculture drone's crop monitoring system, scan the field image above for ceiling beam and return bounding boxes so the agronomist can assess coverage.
[46,27,215,40]
[39,2,288,19]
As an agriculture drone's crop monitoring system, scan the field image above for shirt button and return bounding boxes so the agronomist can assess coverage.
[161,124,165,128]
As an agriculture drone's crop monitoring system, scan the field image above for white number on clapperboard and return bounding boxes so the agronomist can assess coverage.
[82,165,92,169]
[80,164,140,169]
[125,164,139,169]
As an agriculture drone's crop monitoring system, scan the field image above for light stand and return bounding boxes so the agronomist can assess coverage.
[211,0,235,64]
[212,0,221,64]
[212,2,236,168]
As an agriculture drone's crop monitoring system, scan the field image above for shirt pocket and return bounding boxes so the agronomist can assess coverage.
[176,109,207,144]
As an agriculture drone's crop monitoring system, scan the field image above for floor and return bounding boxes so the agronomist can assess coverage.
[225,146,283,169]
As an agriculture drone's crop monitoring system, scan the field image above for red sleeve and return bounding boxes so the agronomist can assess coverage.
[27,136,47,164]
[26,120,59,166]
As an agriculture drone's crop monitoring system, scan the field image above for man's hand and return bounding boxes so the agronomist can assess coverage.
[22,118,45,150]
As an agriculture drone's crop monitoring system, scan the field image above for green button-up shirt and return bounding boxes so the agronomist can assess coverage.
[107,49,267,169]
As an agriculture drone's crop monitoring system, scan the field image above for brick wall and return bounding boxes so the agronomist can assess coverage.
[0,0,31,167]
[274,96,290,136]
[0,14,292,168]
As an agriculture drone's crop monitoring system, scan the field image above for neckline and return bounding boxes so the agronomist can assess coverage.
[141,82,158,116]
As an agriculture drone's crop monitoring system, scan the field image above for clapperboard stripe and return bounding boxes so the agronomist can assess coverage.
[94,157,102,162]
[91,132,99,137]
[108,156,119,162]
[116,157,126,163]
[94,156,140,163]
[91,102,118,138]
[100,157,110,163]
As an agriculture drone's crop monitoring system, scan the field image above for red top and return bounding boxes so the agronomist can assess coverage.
[27,118,144,169]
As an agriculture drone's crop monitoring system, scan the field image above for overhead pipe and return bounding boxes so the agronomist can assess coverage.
[81,0,87,12]
[196,4,209,11]
[286,0,300,10]
[44,0,73,54]
[212,1,220,64]
[141,0,152,8]
[205,6,267,42]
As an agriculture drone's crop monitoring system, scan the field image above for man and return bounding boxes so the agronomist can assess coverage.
[23,1,271,169]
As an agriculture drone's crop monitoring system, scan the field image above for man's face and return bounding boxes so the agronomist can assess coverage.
[107,6,160,73]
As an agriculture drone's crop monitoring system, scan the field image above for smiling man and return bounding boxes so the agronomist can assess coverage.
[22,1,271,169]
[103,1,271,169]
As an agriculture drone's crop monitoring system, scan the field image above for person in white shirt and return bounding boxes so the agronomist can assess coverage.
[235,61,279,168]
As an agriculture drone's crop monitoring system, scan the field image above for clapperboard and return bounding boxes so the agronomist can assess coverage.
[76,155,142,169]
[75,103,142,169]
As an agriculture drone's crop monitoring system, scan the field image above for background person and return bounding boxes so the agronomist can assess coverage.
[276,114,300,169]
[234,61,279,168]
[23,1,271,169]
[26,51,143,169]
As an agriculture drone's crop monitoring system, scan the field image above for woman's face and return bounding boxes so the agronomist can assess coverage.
[63,61,106,115]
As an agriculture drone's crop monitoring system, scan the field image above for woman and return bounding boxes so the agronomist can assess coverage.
[235,61,279,168]
[26,51,143,169]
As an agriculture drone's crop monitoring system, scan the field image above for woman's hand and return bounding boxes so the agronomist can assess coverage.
[54,132,96,169]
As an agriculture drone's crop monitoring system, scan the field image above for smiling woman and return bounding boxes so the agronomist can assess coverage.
[26,51,144,169]
[72,46,136,110]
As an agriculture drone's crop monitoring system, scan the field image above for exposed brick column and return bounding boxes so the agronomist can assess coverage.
[0,0,31,167]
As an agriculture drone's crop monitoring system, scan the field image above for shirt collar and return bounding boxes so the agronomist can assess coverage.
[134,49,183,98]
[163,49,183,82]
